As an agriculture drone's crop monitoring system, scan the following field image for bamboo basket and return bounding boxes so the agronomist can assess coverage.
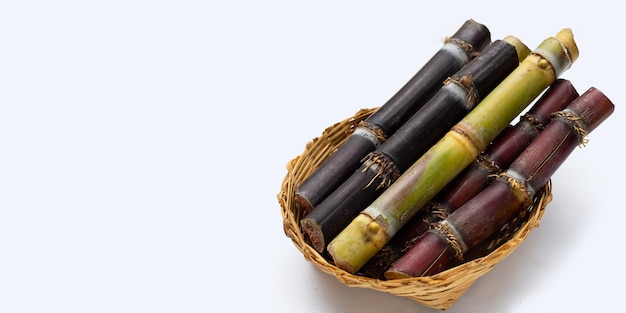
[278,107,552,310]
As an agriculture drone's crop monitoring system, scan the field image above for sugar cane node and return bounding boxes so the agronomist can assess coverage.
[444,74,480,105]
[424,201,449,221]
[450,123,483,156]
[551,109,589,146]
[446,36,480,58]
[475,154,502,175]
[361,151,401,190]
[355,120,387,147]
[520,112,547,134]
[432,221,466,261]
[496,171,534,208]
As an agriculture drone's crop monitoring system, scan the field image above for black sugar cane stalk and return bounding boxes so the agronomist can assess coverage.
[361,79,579,279]
[294,20,491,213]
[385,87,615,278]
[300,36,530,253]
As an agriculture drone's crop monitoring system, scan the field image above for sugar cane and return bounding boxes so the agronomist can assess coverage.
[294,20,491,213]
[361,79,579,279]
[385,87,614,278]
[300,37,529,253]
[327,29,579,274]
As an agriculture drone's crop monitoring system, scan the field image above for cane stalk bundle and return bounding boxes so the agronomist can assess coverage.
[295,20,491,213]
[327,29,579,274]
[301,36,529,253]
[361,79,579,279]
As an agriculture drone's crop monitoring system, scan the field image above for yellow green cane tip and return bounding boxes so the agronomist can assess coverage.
[555,28,579,64]
[503,35,531,61]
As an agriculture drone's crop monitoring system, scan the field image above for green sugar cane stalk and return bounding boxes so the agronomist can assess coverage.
[327,29,579,274]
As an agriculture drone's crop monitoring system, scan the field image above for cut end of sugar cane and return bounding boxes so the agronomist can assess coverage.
[555,28,579,63]
[327,214,389,274]
[300,218,325,253]
[502,35,531,61]
[384,270,414,280]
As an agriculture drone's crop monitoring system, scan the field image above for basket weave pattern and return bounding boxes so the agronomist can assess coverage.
[278,108,552,310]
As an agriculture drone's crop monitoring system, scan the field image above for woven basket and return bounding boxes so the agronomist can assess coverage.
[278,107,552,310]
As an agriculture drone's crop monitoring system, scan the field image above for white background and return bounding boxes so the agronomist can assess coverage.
[1,1,623,312]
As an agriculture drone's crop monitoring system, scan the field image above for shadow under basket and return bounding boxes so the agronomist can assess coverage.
[278,108,552,310]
